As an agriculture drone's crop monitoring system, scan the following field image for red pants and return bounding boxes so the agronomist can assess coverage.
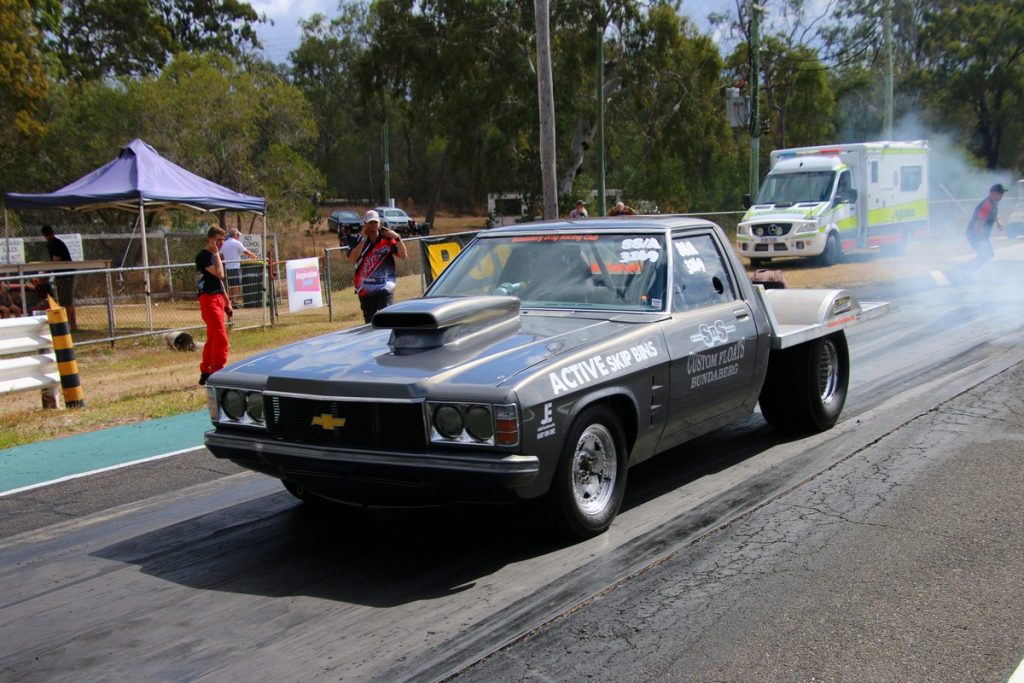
[199,293,230,374]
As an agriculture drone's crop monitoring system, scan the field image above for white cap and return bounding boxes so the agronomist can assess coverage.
[364,210,380,223]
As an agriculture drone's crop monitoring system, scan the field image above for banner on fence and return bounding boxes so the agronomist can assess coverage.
[418,232,480,286]
[285,257,323,312]
[0,238,25,265]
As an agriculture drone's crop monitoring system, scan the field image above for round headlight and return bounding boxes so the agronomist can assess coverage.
[434,405,464,439]
[246,392,264,422]
[464,405,493,441]
[222,390,245,420]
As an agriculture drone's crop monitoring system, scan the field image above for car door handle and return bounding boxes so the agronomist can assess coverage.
[734,309,749,320]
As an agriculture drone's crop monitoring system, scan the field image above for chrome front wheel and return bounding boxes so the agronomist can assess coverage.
[571,424,618,516]
[547,405,629,539]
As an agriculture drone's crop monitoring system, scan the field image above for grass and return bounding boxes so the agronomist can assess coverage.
[0,225,975,450]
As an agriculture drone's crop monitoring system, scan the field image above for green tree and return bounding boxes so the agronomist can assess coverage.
[290,8,377,201]
[819,0,929,140]
[361,0,542,216]
[725,37,835,150]
[612,3,738,211]
[0,0,50,191]
[915,0,1024,169]
[54,0,264,80]
[32,79,142,189]
[137,54,323,216]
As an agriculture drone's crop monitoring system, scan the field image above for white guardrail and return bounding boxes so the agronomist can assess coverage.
[0,314,60,407]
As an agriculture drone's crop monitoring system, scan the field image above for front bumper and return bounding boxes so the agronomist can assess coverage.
[205,429,541,505]
[737,232,824,257]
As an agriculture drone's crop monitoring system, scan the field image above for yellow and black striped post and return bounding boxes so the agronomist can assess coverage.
[45,295,84,408]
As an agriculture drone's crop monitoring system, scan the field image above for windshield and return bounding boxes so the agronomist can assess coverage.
[755,171,835,205]
[427,233,668,312]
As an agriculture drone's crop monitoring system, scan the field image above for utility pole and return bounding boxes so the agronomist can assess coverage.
[535,0,558,220]
[596,12,607,216]
[883,2,894,138]
[383,117,391,206]
[749,2,763,199]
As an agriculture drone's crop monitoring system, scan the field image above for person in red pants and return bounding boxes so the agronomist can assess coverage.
[196,226,233,385]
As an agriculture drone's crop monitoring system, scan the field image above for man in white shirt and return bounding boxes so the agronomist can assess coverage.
[219,228,257,304]
[569,199,588,219]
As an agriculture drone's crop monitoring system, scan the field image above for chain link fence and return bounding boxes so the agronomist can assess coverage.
[0,201,981,348]
[0,223,279,346]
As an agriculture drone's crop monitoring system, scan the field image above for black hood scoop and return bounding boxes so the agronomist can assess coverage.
[372,296,521,352]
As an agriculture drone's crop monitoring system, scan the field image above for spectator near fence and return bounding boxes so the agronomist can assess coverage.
[0,282,22,318]
[196,226,233,386]
[219,227,257,304]
[609,201,637,216]
[348,209,407,323]
[41,225,78,331]
[28,277,55,313]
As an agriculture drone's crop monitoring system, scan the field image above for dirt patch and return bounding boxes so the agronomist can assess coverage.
[743,232,970,289]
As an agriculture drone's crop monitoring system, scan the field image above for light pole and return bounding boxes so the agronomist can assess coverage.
[535,0,558,219]
[596,11,607,216]
[883,1,894,138]
[749,2,764,199]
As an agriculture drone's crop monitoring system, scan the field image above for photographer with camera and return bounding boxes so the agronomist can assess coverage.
[348,209,408,323]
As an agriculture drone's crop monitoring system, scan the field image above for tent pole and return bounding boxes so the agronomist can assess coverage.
[262,213,269,328]
[2,208,9,264]
[139,201,153,330]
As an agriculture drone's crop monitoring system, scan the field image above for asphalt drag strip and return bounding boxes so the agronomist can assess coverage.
[450,361,1024,682]
[2,279,1023,681]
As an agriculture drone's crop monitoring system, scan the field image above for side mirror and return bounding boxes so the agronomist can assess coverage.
[742,193,752,210]
[848,188,858,203]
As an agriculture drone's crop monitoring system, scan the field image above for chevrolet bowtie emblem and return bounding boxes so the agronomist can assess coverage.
[311,414,347,430]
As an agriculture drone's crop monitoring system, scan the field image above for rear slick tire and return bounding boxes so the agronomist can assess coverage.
[545,405,628,539]
[759,332,849,434]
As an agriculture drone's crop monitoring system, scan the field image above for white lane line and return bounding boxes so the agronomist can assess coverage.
[0,445,205,498]
[930,269,952,286]
[1008,657,1024,683]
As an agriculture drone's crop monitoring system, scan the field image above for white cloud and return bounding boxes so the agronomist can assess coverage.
[252,0,337,63]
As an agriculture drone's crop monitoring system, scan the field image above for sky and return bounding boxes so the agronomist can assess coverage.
[250,0,731,65]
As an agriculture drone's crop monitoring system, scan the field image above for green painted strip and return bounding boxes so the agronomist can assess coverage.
[0,410,211,494]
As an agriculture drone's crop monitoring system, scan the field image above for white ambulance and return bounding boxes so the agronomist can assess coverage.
[736,140,929,266]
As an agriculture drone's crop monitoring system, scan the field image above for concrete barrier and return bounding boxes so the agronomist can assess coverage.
[0,315,61,408]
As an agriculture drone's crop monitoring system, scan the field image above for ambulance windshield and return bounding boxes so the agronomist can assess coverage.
[755,171,835,206]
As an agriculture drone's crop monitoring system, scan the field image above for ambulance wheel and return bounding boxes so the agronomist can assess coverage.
[819,233,841,266]
[545,405,628,539]
[759,332,849,433]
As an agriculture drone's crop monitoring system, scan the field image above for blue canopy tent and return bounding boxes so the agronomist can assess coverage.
[3,139,268,328]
